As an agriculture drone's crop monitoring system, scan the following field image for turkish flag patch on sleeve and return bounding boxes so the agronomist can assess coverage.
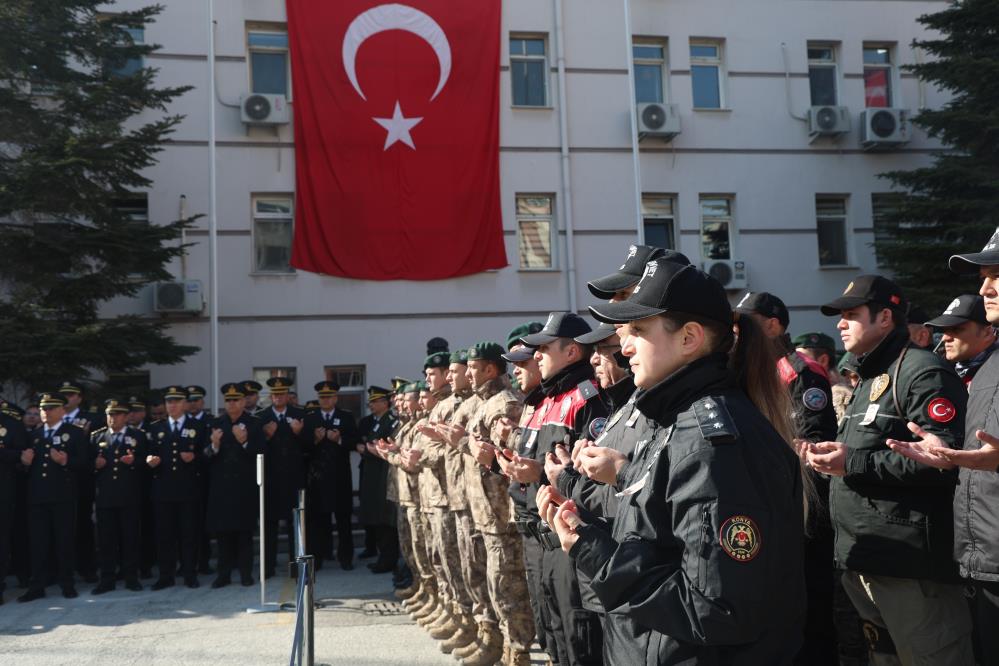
[927,398,957,423]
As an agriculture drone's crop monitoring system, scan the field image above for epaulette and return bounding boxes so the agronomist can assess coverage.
[92,426,109,436]
[692,397,739,444]
[576,380,599,401]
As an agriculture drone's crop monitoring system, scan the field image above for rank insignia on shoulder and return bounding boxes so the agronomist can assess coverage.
[802,387,828,412]
[576,380,599,401]
[719,515,761,562]
[870,374,890,402]
[692,397,739,443]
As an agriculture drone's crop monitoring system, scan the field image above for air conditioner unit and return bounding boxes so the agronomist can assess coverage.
[860,108,910,149]
[240,93,290,125]
[808,106,850,137]
[154,280,204,314]
[703,259,748,290]
[637,102,681,139]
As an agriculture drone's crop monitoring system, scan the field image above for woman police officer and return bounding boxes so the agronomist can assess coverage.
[537,259,808,665]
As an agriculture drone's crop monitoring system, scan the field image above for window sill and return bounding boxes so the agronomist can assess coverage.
[511,104,554,110]
[817,264,861,271]
[692,107,732,112]
[518,267,560,273]
[250,270,297,277]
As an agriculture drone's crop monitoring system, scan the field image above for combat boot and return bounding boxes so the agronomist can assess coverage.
[428,614,460,640]
[452,626,485,660]
[394,582,419,600]
[507,649,532,666]
[461,626,503,666]
[439,617,477,654]
[417,604,445,626]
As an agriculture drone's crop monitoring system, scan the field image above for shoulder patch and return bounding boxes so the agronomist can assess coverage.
[588,417,607,439]
[719,515,761,562]
[692,397,739,443]
[576,380,599,401]
[802,387,829,412]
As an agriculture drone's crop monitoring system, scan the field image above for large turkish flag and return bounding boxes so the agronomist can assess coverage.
[287,0,507,280]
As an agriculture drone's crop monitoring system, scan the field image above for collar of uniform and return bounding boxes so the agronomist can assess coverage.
[454,387,474,400]
[540,359,596,397]
[635,353,734,428]
[523,385,545,407]
[169,416,184,428]
[475,374,510,400]
[432,385,452,401]
[605,373,637,411]
[955,339,999,379]
[65,408,79,420]
[856,327,911,379]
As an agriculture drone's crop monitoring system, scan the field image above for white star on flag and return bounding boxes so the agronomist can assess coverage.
[373,101,423,150]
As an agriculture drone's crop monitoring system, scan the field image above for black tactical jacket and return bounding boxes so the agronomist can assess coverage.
[831,327,965,581]
[570,354,805,665]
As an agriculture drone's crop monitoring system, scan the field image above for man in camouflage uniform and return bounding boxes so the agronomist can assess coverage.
[430,349,498,663]
[462,342,535,666]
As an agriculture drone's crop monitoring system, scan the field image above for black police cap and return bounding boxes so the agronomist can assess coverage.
[589,260,732,326]
[520,313,593,346]
[587,245,690,299]
[925,294,989,329]
[734,291,790,330]
[574,322,618,345]
[950,227,999,274]
[820,275,907,317]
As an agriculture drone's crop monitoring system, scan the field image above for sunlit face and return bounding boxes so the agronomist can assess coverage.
[318,395,338,412]
[425,367,447,393]
[837,305,890,355]
[511,347,542,393]
[224,397,245,419]
[165,397,185,419]
[619,316,687,389]
[271,393,289,409]
[940,321,995,362]
[106,412,128,431]
[466,359,494,390]
[418,390,436,412]
[40,404,65,427]
[979,266,999,324]
[590,338,624,389]
[447,363,471,392]
[404,393,419,415]
[534,340,576,380]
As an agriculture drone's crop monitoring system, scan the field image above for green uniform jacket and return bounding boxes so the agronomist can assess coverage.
[831,327,965,581]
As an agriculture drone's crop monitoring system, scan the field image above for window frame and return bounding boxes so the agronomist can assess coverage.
[815,195,851,267]
[806,42,839,107]
[699,194,735,260]
[323,364,368,416]
[515,193,557,271]
[862,43,896,108]
[689,39,726,110]
[641,194,678,250]
[253,367,297,407]
[509,34,550,108]
[251,194,295,275]
[632,38,669,105]
[247,24,291,99]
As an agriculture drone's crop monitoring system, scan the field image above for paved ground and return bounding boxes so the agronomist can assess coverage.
[0,563,464,665]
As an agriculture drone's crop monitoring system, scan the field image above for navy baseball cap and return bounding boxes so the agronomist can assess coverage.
[925,294,989,329]
[521,313,593,346]
[950,227,999,274]
[734,291,790,330]
[587,245,690,299]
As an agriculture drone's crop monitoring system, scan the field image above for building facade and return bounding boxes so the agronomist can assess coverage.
[107,0,949,410]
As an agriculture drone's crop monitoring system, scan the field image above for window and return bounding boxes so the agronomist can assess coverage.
[700,196,734,259]
[816,196,849,266]
[690,40,724,109]
[324,364,367,415]
[516,195,555,269]
[863,45,893,107]
[248,28,289,96]
[112,193,149,223]
[510,36,548,106]
[254,367,296,405]
[633,41,667,104]
[872,193,903,267]
[253,196,294,273]
[110,27,144,77]
[642,195,676,249]
[807,44,837,106]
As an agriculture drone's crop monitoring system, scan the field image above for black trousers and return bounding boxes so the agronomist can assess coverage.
[196,477,212,570]
[971,580,999,665]
[521,535,550,654]
[28,501,75,591]
[139,492,156,574]
[333,508,353,564]
[373,524,399,568]
[265,509,294,574]
[541,547,603,666]
[216,530,253,580]
[0,494,12,591]
[75,483,96,576]
[155,500,197,581]
[97,505,139,583]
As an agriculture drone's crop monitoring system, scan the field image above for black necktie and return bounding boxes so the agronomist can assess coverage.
[44,428,52,441]
[173,421,180,435]
[279,414,286,424]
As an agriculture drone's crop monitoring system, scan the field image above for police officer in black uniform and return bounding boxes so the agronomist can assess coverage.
[304,381,359,570]
[540,259,807,664]
[357,386,400,573]
[90,398,147,594]
[258,377,307,578]
[243,380,263,415]
[184,385,215,575]
[0,401,27,604]
[205,383,265,588]
[19,392,88,602]
[146,386,205,589]
[59,381,100,584]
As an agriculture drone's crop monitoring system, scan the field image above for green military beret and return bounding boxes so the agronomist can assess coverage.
[792,332,837,354]
[838,352,859,376]
[403,382,425,394]
[449,349,469,365]
[506,322,544,351]
[424,351,450,369]
[467,341,506,363]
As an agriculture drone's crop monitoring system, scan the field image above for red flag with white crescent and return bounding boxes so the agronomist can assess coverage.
[287,0,507,280]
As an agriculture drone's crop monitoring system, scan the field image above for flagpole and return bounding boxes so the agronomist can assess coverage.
[622,0,644,244]
[207,0,220,412]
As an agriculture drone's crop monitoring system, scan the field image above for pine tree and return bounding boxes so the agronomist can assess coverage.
[0,1,198,401]
[875,0,999,311]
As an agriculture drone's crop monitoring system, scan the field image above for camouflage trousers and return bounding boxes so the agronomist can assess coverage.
[405,506,434,580]
[397,504,414,570]
[429,507,473,616]
[484,528,537,652]
[454,508,496,627]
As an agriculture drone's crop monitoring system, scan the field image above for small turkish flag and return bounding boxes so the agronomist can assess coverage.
[287,0,507,280]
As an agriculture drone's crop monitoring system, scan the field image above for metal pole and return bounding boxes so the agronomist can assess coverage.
[247,453,280,613]
[301,555,315,666]
[297,489,306,558]
[622,0,645,244]
[553,0,578,315]
[207,0,220,413]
